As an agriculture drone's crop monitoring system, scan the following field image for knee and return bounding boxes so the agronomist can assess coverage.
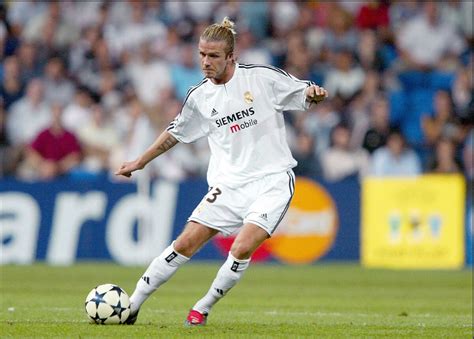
[230,241,253,260]
[173,237,194,258]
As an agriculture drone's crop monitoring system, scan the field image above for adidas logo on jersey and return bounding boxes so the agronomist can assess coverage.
[211,108,219,116]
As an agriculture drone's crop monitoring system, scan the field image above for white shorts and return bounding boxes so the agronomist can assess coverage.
[188,170,295,236]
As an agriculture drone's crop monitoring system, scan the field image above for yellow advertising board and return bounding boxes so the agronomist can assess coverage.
[362,175,465,269]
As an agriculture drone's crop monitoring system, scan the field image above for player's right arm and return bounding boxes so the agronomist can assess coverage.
[114,131,178,178]
[116,80,208,178]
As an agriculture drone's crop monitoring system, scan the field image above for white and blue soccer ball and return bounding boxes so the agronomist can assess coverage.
[84,284,131,324]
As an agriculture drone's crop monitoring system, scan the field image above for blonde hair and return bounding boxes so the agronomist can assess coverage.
[200,17,236,55]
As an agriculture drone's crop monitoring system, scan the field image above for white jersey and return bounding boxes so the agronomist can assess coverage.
[167,63,314,188]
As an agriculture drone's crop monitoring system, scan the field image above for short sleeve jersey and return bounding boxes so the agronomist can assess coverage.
[30,128,81,161]
[167,63,314,188]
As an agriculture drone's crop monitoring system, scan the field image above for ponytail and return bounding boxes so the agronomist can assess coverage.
[201,17,236,55]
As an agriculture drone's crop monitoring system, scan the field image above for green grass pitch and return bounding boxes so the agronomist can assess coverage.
[0,263,472,338]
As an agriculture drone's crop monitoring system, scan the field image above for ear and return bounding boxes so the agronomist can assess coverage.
[226,51,234,62]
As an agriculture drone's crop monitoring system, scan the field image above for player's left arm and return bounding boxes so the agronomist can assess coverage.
[261,66,328,111]
[305,85,328,105]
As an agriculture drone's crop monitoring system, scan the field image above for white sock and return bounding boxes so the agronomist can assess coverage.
[193,252,250,315]
[129,241,189,313]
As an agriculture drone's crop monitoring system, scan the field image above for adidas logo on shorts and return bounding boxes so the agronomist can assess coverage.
[259,213,268,221]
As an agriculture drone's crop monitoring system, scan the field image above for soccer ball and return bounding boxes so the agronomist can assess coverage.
[84,284,131,324]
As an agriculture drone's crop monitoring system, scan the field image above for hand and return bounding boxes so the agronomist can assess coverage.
[305,85,328,104]
[115,159,143,178]
[40,161,59,179]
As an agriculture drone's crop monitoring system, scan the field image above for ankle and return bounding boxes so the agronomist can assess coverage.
[129,301,140,314]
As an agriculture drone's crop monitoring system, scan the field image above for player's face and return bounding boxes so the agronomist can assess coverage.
[198,39,233,84]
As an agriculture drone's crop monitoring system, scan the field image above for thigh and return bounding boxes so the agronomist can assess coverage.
[244,170,295,235]
[174,221,219,257]
[188,185,247,236]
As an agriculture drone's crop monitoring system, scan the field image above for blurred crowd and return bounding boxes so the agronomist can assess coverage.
[0,0,473,183]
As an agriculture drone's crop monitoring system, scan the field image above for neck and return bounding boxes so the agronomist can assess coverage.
[212,62,236,85]
[50,124,63,135]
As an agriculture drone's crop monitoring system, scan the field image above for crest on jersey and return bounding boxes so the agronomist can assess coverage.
[244,91,254,104]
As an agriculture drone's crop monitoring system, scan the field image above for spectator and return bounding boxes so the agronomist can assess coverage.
[16,41,43,84]
[396,2,465,70]
[452,63,474,120]
[68,25,101,75]
[283,31,319,82]
[0,97,18,176]
[321,123,370,182]
[105,1,166,58]
[22,2,79,51]
[323,48,365,101]
[300,100,340,157]
[463,129,474,180]
[77,104,120,175]
[421,90,464,146]
[158,27,182,64]
[389,0,420,32]
[98,70,122,112]
[237,30,272,65]
[0,98,6,147]
[0,14,5,60]
[62,1,103,31]
[42,56,75,105]
[269,1,300,37]
[125,42,172,108]
[348,70,383,146]
[356,0,390,31]
[0,1,472,183]
[7,1,47,31]
[19,103,81,180]
[1,1,19,65]
[356,30,384,71]
[338,1,365,16]
[238,2,269,40]
[182,2,216,23]
[110,97,157,181]
[371,128,422,176]
[76,37,121,95]
[323,4,359,54]
[104,1,133,28]
[439,1,474,41]
[170,43,203,101]
[62,87,93,134]
[1,55,24,110]
[298,5,326,60]
[292,131,322,179]
[6,78,51,147]
[110,95,197,182]
[362,95,391,153]
[428,137,462,174]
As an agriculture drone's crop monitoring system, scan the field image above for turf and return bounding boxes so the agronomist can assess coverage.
[0,263,472,338]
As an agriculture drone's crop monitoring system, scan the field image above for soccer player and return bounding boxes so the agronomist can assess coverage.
[115,17,328,326]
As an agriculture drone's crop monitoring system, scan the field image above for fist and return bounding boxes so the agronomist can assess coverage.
[306,85,328,103]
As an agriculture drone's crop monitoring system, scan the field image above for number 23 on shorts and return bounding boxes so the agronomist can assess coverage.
[206,187,222,203]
